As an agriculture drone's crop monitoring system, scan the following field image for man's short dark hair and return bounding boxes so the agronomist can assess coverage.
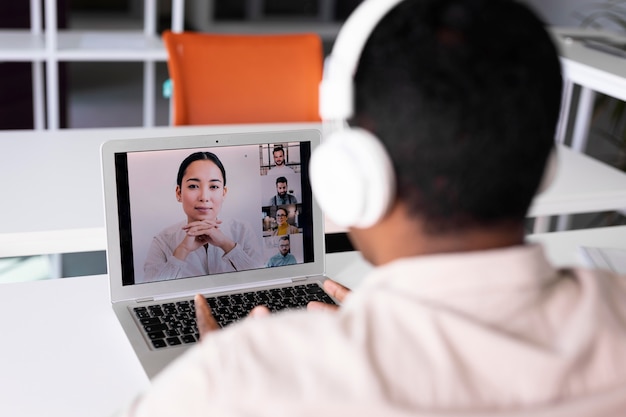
[279,235,290,243]
[276,176,288,185]
[353,0,562,233]
[273,146,284,155]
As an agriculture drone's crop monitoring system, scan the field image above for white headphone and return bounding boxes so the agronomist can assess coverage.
[310,0,405,229]
[310,0,558,228]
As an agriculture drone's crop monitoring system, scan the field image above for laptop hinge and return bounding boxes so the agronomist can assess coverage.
[136,297,155,303]
[291,276,308,282]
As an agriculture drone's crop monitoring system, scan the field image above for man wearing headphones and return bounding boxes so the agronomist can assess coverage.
[120,0,626,415]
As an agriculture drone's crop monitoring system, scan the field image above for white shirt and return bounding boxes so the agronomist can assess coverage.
[268,164,295,175]
[122,244,626,416]
[143,218,264,282]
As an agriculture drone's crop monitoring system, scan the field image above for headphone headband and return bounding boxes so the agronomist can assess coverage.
[319,0,405,121]
[312,0,404,229]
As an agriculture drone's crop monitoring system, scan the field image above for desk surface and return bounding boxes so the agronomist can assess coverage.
[2,125,626,257]
[1,227,625,417]
[0,250,368,417]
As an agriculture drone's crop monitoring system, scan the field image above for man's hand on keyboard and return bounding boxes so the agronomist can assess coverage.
[194,279,351,339]
[307,279,351,312]
[194,294,272,339]
[242,279,349,317]
[194,294,220,337]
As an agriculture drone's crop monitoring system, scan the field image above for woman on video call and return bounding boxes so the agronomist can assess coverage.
[143,151,263,282]
[272,207,300,236]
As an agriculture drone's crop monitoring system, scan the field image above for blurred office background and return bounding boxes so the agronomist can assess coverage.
[1,0,625,281]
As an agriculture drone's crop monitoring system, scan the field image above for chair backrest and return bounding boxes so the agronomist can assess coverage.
[162,30,323,125]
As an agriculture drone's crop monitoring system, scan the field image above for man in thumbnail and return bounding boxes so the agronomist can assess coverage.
[269,145,294,175]
[268,176,297,206]
[265,236,297,267]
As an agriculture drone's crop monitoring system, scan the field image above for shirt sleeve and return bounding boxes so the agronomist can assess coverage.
[221,221,264,271]
[143,234,188,282]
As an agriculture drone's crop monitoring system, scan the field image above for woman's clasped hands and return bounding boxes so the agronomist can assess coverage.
[174,219,236,260]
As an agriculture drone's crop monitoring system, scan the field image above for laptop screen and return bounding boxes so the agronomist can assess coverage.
[113,141,315,286]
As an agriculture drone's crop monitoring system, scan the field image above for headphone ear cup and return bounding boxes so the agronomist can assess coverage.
[310,128,395,228]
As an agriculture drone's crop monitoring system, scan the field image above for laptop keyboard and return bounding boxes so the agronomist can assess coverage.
[132,282,337,350]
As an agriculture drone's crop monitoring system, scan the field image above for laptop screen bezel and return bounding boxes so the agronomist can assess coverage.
[101,129,325,303]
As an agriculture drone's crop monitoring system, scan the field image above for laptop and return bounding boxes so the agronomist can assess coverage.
[101,129,336,378]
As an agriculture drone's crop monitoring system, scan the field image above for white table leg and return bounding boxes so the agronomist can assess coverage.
[571,86,596,152]
[48,254,62,279]
[533,216,551,234]
[555,79,574,144]
[143,61,155,127]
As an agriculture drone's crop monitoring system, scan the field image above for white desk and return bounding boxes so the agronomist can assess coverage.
[551,27,626,152]
[1,227,625,417]
[2,126,626,257]
[527,225,626,267]
[529,145,626,218]
[0,250,368,417]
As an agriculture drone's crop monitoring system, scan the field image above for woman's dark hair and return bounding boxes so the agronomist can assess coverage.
[176,152,226,187]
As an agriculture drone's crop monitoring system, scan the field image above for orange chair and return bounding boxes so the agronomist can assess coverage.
[162,30,323,125]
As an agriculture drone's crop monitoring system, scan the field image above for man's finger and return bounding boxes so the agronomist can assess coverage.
[249,305,271,318]
[194,294,220,339]
[307,300,340,312]
[323,279,351,303]
[306,280,351,312]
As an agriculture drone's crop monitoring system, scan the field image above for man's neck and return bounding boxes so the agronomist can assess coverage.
[349,202,526,266]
